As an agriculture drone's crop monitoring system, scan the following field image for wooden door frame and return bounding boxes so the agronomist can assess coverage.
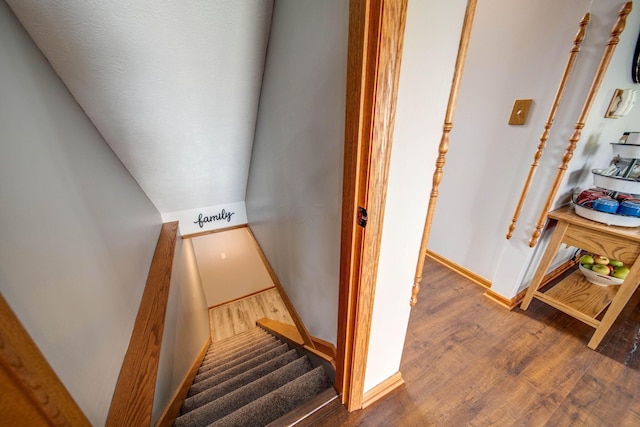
[336,0,408,412]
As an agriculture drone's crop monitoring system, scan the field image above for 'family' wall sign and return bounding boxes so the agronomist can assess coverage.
[161,202,247,236]
[193,209,235,228]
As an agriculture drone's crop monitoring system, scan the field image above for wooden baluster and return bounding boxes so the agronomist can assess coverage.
[411,0,477,306]
[506,13,590,240]
[529,2,633,247]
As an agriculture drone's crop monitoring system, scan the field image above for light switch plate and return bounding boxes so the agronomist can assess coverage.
[509,99,532,125]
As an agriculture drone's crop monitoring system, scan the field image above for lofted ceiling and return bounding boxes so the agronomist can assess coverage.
[6,0,273,213]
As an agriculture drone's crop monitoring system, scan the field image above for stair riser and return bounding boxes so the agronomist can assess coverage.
[175,357,313,427]
[196,341,285,380]
[188,345,290,396]
[202,335,276,366]
[182,351,302,414]
[208,328,265,353]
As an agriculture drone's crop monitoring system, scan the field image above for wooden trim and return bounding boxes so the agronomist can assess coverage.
[0,293,91,426]
[361,371,404,409]
[484,255,579,310]
[529,2,633,247]
[426,249,491,289]
[245,227,316,349]
[310,336,337,361]
[411,0,477,306]
[505,12,590,239]
[337,0,408,412]
[208,286,276,310]
[106,221,179,427]
[256,318,335,366]
[154,338,211,427]
[181,223,247,239]
[483,289,515,310]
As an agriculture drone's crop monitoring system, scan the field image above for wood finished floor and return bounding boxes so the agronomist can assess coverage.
[208,287,294,342]
[315,257,640,426]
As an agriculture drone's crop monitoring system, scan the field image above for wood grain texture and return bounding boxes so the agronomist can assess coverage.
[245,226,315,349]
[106,221,178,427]
[522,206,640,350]
[209,288,294,342]
[340,0,408,412]
[506,12,590,239]
[154,338,211,427]
[0,293,91,426]
[337,0,381,406]
[412,0,477,306]
[256,318,336,365]
[529,2,633,247]
[311,257,640,426]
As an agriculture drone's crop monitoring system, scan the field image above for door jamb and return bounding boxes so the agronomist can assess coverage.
[336,0,408,412]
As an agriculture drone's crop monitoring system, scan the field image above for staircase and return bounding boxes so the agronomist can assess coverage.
[174,327,336,426]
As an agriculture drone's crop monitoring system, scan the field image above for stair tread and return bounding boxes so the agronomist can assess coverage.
[208,328,266,353]
[188,345,291,397]
[265,387,340,427]
[194,341,285,383]
[181,349,301,414]
[209,366,333,427]
[175,356,314,426]
[201,335,277,367]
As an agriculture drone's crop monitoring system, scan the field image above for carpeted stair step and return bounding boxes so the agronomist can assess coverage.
[188,345,291,397]
[174,356,314,427]
[180,349,301,414]
[205,328,269,357]
[193,341,286,384]
[209,366,333,427]
[200,334,277,369]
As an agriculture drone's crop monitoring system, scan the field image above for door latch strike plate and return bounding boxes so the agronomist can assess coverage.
[357,207,368,228]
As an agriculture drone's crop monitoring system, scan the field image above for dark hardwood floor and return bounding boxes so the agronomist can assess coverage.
[315,257,640,426]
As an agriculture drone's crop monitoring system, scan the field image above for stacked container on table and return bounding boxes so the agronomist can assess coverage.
[574,132,640,227]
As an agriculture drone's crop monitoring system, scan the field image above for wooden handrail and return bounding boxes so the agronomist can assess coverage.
[411,0,477,307]
[529,2,633,247]
[506,12,590,240]
[106,221,178,427]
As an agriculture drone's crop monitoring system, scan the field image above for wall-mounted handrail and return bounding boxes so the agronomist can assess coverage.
[106,221,178,427]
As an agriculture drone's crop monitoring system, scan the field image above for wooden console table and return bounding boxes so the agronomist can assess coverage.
[521,205,640,349]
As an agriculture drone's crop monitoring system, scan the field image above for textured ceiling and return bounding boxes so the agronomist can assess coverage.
[7,0,273,213]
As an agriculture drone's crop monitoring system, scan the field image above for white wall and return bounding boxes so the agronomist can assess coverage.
[363,0,468,394]
[152,237,210,425]
[0,3,162,425]
[427,0,640,298]
[7,0,274,214]
[191,228,274,308]
[245,0,348,344]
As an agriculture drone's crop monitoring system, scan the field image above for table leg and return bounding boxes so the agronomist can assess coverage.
[587,257,640,349]
[521,221,568,310]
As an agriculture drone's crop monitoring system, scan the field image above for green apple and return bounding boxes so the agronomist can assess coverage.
[579,255,594,265]
[594,255,610,265]
[592,264,611,275]
[609,259,624,267]
[613,266,630,279]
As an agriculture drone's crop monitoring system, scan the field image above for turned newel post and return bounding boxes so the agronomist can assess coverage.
[529,2,632,248]
[411,0,477,306]
[506,12,590,240]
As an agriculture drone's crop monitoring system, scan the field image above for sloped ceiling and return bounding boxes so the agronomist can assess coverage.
[6,0,273,213]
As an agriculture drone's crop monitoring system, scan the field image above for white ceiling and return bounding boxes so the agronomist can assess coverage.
[6,0,273,213]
